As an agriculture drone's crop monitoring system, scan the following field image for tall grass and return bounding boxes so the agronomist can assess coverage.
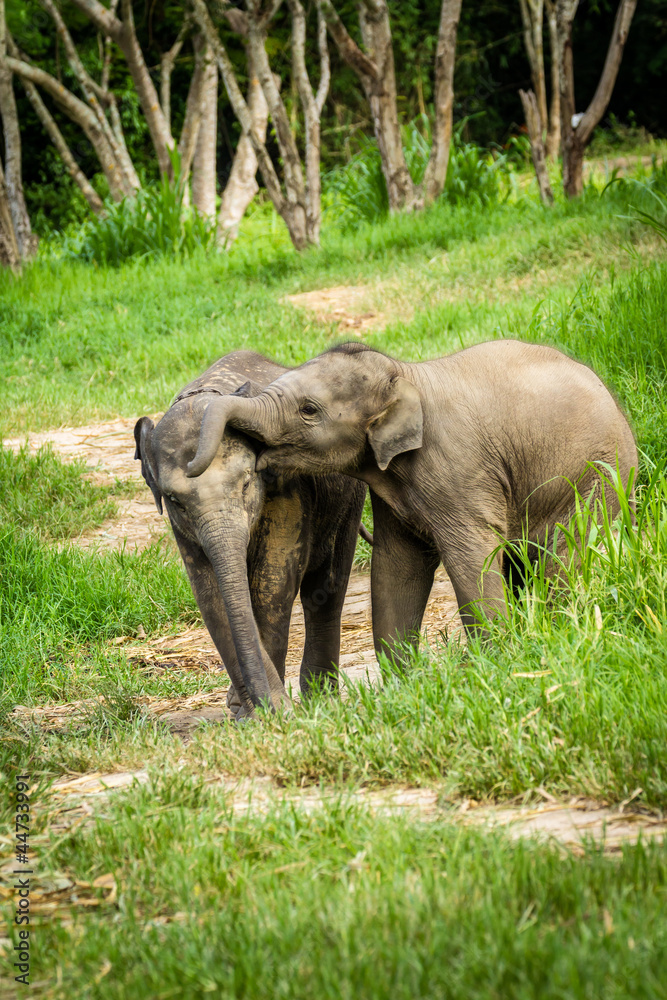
[66,164,217,266]
[0,446,196,709]
[324,118,516,227]
[16,787,667,999]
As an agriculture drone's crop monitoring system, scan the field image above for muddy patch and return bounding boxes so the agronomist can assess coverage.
[286,285,386,333]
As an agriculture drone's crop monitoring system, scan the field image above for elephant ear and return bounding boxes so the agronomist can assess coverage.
[134,416,163,514]
[367,377,423,472]
[231,379,262,398]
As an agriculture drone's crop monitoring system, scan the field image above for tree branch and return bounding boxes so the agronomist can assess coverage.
[575,0,638,146]
[161,17,190,130]
[319,0,378,79]
[21,76,104,214]
[314,1,330,116]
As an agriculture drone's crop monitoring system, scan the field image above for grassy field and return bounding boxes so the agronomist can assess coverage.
[2,163,667,997]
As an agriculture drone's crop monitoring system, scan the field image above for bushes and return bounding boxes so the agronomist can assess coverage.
[70,170,217,266]
[323,118,516,228]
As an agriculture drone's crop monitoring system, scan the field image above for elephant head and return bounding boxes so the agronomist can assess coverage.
[186,344,423,480]
[134,386,287,714]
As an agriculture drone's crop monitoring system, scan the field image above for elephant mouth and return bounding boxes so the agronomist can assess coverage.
[255,444,295,472]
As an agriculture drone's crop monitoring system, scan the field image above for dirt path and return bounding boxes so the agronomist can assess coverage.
[41,770,666,854]
[286,285,386,333]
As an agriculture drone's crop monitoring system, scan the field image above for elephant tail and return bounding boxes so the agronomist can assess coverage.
[359,523,374,546]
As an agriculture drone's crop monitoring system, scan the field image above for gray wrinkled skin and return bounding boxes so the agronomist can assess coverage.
[135,351,366,719]
[185,340,638,660]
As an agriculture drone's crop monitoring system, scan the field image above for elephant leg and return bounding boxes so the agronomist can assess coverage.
[247,494,306,690]
[370,492,440,666]
[172,526,287,717]
[299,556,351,697]
[252,588,297,689]
[437,525,508,640]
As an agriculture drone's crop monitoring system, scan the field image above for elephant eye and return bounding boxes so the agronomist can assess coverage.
[167,494,184,510]
[242,474,251,493]
[300,402,318,417]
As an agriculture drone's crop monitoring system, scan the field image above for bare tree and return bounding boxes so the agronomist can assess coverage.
[21,77,104,215]
[544,0,560,158]
[7,48,136,202]
[518,0,560,162]
[423,0,462,204]
[69,0,176,177]
[217,48,269,245]
[519,88,553,205]
[556,0,637,198]
[0,0,33,259]
[519,0,547,135]
[192,0,331,250]
[192,37,218,220]
[320,0,462,211]
[320,0,414,210]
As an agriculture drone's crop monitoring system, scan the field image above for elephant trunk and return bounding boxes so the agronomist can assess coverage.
[187,393,275,478]
[196,511,275,709]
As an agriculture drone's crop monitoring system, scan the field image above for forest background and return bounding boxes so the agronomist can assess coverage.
[7,0,667,238]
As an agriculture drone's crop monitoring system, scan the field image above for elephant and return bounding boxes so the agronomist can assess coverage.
[134,350,366,718]
[184,339,638,655]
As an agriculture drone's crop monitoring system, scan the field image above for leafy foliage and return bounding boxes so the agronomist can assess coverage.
[324,118,516,228]
[72,163,217,266]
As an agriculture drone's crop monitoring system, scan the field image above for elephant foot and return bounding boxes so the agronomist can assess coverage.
[227,682,292,722]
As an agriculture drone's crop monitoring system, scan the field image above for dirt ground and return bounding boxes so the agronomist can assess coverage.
[37,770,667,856]
[286,285,385,333]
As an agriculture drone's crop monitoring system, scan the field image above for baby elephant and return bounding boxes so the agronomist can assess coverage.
[134,350,366,718]
[185,339,638,655]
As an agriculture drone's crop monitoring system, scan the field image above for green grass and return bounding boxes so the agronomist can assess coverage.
[2,159,667,997]
[0,443,129,540]
[3,779,667,999]
[0,174,664,433]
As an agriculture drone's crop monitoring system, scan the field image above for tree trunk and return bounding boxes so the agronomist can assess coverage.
[358,2,415,211]
[0,0,32,258]
[287,0,329,245]
[545,0,560,158]
[177,32,209,184]
[69,0,175,177]
[217,50,268,245]
[519,0,548,133]
[0,156,19,267]
[192,38,217,221]
[320,0,416,212]
[556,0,578,195]
[519,88,554,205]
[247,3,308,244]
[21,78,104,215]
[421,0,462,204]
[557,0,637,198]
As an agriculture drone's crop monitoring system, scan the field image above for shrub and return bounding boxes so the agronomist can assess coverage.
[71,166,217,266]
[323,118,515,229]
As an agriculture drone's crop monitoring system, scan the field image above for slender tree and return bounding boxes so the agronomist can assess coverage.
[0,0,33,259]
[556,0,638,198]
[192,0,331,250]
[320,0,463,211]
